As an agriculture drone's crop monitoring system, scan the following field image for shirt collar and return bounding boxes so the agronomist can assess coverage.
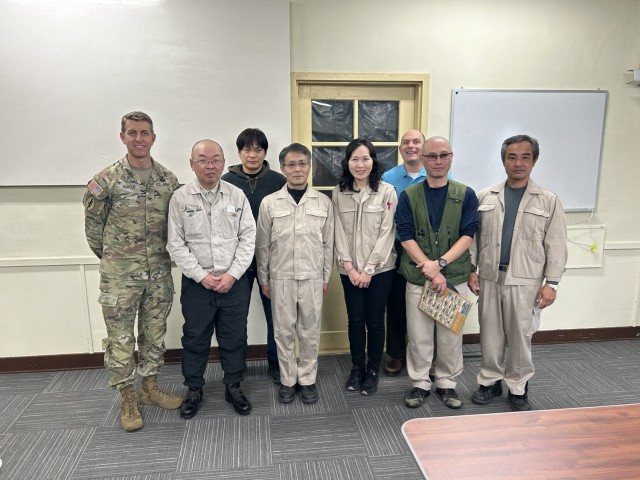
[403,164,426,178]
[195,179,220,196]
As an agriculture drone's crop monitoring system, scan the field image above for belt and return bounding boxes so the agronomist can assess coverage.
[498,264,509,272]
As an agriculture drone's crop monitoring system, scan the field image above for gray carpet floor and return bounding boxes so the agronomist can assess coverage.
[1,340,639,479]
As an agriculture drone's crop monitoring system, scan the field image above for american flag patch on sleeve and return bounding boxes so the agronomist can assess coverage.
[88,180,104,197]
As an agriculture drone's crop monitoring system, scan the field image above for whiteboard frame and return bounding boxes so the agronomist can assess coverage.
[449,89,608,212]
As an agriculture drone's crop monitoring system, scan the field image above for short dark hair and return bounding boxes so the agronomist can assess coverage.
[278,143,311,165]
[236,128,268,152]
[501,134,540,162]
[339,138,383,192]
[121,111,154,134]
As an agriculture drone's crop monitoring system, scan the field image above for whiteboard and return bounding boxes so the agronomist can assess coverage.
[449,89,607,211]
[0,0,290,186]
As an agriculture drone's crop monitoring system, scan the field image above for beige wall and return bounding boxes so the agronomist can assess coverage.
[290,0,640,242]
[1,0,639,359]
[290,0,640,332]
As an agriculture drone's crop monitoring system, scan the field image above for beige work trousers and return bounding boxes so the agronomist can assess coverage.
[270,278,324,388]
[476,271,541,395]
[406,281,472,390]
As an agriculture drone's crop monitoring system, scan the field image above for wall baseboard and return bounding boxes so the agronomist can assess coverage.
[462,326,640,345]
[1,327,638,373]
[0,345,269,374]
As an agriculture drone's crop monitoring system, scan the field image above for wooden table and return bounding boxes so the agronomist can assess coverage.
[402,404,640,479]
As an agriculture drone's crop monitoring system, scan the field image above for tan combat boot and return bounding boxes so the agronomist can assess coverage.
[119,384,143,432]
[139,375,183,409]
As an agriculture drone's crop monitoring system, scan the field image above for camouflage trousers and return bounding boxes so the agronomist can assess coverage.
[99,275,174,389]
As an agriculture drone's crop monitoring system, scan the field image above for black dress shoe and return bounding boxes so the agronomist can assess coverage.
[225,383,252,415]
[180,388,203,419]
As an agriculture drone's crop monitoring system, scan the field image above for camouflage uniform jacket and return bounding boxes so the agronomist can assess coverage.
[83,156,180,281]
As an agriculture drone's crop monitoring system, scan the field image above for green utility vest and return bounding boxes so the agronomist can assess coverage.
[399,180,473,286]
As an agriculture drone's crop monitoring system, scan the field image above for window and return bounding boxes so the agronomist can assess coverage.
[292,73,430,191]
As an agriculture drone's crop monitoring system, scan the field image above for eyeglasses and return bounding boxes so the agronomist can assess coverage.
[423,152,452,160]
[282,160,311,169]
[194,159,224,166]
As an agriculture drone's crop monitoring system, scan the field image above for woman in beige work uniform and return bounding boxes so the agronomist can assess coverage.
[333,138,398,395]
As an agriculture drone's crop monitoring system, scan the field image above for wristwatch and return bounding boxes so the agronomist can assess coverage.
[364,266,376,275]
[437,257,448,269]
[545,282,559,292]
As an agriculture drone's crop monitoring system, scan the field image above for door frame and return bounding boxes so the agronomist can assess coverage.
[290,72,430,353]
[290,72,430,142]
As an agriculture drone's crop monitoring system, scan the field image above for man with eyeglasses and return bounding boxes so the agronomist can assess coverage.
[468,135,567,411]
[382,129,426,376]
[84,111,182,432]
[168,139,256,418]
[221,128,286,385]
[396,136,478,410]
[255,143,334,405]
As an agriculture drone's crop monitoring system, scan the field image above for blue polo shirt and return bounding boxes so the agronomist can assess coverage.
[383,164,426,241]
[382,164,427,195]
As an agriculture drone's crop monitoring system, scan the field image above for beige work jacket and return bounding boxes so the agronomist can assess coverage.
[332,181,397,275]
[471,179,567,286]
[167,179,256,282]
[256,185,334,284]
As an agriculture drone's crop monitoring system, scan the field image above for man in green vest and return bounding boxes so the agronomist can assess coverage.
[395,136,479,409]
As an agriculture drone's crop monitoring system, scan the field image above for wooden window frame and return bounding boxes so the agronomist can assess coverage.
[290,72,430,142]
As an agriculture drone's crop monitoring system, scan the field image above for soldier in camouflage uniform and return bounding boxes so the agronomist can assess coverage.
[83,111,182,432]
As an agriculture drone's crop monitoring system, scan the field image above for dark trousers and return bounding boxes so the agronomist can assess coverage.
[341,270,395,372]
[385,241,408,360]
[180,274,250,388]
[245,266,278,365]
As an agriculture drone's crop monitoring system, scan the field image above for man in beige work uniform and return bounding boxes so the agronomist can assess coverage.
[468,134,567,411]
[83,111,182,432]
[256,143,334,405]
